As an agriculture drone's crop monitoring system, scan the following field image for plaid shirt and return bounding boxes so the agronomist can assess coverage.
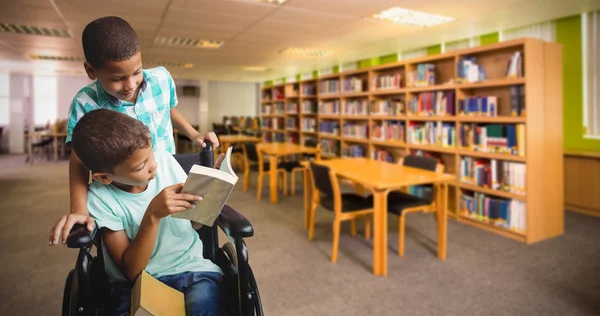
[66,66,178,154]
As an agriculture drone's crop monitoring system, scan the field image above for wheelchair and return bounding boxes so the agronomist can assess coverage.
[61,151,264,316]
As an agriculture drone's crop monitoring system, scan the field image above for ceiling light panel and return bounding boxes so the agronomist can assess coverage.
[373,7,453,27]
[259,0,288,4]
[28,54,84,62]
[146,61,194,68]
[240,66,269,72]
[280,48,332,58]
[0,23,71,38]
[154,36,223,49]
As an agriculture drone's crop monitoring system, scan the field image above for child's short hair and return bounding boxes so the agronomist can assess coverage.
[82,16,140,69]
[72,109,150,173]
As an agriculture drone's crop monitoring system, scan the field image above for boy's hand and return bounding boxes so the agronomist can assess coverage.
[215,153,225,169]
[191,132,219,149]
[147,183,201,221]
[49,213,95,246]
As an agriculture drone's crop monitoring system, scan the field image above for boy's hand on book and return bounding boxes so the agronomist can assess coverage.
[49,213,95,246]
[192,132,219,149]
[215,153,225,169]
[147,183,202,221]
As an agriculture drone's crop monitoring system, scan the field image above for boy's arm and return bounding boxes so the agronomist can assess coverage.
[170,108,219,148]
[103,183,201,282]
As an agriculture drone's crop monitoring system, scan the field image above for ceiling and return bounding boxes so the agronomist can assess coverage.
[0,0,599,82]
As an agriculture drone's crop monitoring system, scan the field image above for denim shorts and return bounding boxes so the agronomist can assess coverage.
[111,271,223,316]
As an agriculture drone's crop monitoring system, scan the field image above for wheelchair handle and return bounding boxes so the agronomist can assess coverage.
[200,140,214,168]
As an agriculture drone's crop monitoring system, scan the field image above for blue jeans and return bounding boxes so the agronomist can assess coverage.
[111,271,223,316]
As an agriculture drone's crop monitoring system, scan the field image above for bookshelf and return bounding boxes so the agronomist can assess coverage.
[260,38,563,244]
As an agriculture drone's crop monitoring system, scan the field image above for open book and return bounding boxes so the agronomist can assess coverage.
[172,146,238,226]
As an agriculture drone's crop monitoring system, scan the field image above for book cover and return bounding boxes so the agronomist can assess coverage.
[131,271,185,316]
[172,146,238,227]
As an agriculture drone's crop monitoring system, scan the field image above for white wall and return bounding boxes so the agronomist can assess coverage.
[57,75,92,119]
[208,81,259,126]
[174,79,200,126]
[7,74,30,154]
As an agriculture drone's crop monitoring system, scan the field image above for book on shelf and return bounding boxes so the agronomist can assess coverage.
[302,118,316,132]
[174,147,237,227]
[343,77,364,92]
[286,102,298,114]
[460,192,526,233]
[319,79,340,94]
[457,57,486,83]
[344,99,369,115]
[510,85,526,117]
[460,157,526,195]
[301,83,316,96]
[372,72,403,90]
[458,124,525,156]
[506,51,523,78]
[320,139,340,156]
[370,121,404,142]
[407,122,456,148]
[131,271,185,316]
[343,144,366,158]
[319,100,341,115]
[301,100,317,114]
[408,63,436,87]
[319,121,340,135]
[407,91,455,116]
[372,148,394,163]
[370,98,404,116]
[458,96,498,117]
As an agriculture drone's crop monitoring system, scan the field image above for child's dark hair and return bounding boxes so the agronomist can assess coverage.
[82,16,140,69]
[72,109,150,173]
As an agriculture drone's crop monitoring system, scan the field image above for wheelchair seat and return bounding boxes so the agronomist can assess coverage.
[62,153,263,316]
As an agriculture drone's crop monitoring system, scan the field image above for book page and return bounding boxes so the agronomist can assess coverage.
[219,146,237,178]
[176,175,235,226]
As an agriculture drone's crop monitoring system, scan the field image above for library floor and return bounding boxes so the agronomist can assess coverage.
[1,154,599,316]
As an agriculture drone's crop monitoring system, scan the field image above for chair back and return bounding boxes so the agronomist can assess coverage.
[402,155,438,172]
[243,142,259,163]
[309,162,334,197]
[245,116,253,128]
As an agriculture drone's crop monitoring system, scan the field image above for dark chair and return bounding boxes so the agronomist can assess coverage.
[0,127,4,154]
[62,152,263,316]
[279,138,320,195]
[242,142,287,201]
[307,162,374,263]
[386,155,444,257]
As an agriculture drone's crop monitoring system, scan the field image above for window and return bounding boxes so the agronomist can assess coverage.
[500,21,556,42]
[583,10,600,138]
[0,73,9,125]
[33,75,58,126]
[399,48,427,60]
[443,37,480,53]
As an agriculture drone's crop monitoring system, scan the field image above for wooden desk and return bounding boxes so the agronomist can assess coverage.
[257,143,321,203]
[219,135,261,151]
[564,149,600,217]
[27,131,68,165]
[311,158,455,276]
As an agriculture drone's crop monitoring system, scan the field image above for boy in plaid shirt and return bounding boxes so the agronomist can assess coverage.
[49,16,218,244]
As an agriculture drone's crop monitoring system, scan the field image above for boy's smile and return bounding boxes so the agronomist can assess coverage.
[84,51,144,103]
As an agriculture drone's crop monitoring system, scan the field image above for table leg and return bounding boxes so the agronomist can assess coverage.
[53,136,58,162]
[303,168,311,229]
[28,137,33,165]
[437,183,448,261]
[372,191,387,276]
[269,155,278,203]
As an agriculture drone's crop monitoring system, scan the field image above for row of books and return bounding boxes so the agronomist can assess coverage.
[506,52,523,78]
[370,121,404,142]
[286,102,298,114]
[272,88,284,100]
[261,91,272,101]
[370,98,404,116]
[407,63,436,87]
[458,96,498,117]
[262,104,284,115]
[407,122,456,148]
[264,132,285,143]
[344,99,368,115]
[302,118,317,132]
[457,57,486,83]
[371,149,394,162]
[460,158,526,195]
[321,139,339,156]
[264,118,285,130]
[371,73,403,90]
[343,123,368,138]
[286,117,297,129]
[510,85,526,116]
[407,91,456,116]
[458,124,525,157]
[461,193,526,233]
[301,84,316,96]
[319,121,340,135]
[301,101,317,114]
[342,77,364,92]
[319,79,340,95]
[342,145,366,158]
[319,100,340,115]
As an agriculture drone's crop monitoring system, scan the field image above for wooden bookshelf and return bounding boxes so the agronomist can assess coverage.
[260,38,563,244]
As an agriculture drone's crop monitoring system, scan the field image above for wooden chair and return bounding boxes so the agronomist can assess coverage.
[307,162,374,263]
[242,142,287,201]
[279,138,320,196]
[387,155,444,257]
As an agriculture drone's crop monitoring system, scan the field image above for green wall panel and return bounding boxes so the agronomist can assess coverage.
[480,32,499,46]
[426,45,442,55]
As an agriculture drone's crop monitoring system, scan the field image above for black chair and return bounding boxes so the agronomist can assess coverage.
[386,155,443,257]
[241,142,286,200]
[62,152,263,316]
[279,138,320,195]
[307,162,374,263]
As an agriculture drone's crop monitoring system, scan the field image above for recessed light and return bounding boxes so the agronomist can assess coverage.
[154,36,223,49]
[240,66,269,72]
[280,48,332,58]
[0,23,71,38]
[373,7,453,27]
[260,0,287,4]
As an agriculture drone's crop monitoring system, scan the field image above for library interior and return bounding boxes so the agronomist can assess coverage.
[1,0,600,315]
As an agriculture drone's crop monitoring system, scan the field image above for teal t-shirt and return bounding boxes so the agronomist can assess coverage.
[87,150,222,284]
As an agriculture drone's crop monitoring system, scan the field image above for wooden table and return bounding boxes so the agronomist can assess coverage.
[257,143,321,203]
[27,131,67,165]
[310,158,455,277]
[218,135,261,151]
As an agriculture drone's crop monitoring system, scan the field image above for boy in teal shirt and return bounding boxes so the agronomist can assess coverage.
[72,109,224,315]
[49,16,218,245]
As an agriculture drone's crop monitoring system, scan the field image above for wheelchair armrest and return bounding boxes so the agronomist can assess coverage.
[66,223,98,249]
[216,205,254,239]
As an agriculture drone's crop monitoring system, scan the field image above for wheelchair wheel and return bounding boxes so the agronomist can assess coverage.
[62,270,74,316]
[222,242,263,316]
